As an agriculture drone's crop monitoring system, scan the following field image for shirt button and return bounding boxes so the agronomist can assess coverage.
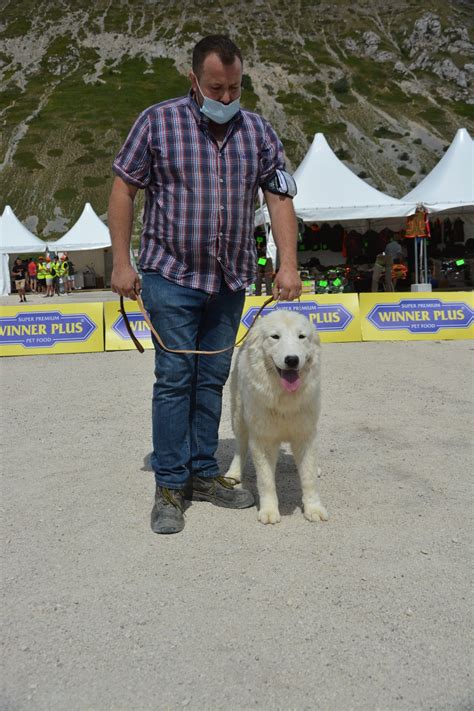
[219,178,224,183]
[220,205,224,210]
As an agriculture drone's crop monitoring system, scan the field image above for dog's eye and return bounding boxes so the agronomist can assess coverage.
[270,334,280,340]
[298,334,306,339]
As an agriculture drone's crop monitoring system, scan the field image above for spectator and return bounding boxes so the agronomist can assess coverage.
[51,255,62,295]
[11,257,28,302]
[254,239,273,296]
[60,255,72,294]
[66,255,75,292]
[36,255,46,294]
[27,258,37,293]
[384,235,403,263]
[44,256,54,297]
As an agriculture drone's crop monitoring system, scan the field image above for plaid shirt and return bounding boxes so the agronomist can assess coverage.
[113,93,285,294]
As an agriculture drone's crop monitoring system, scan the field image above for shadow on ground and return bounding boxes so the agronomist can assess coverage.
[141,439,310,516]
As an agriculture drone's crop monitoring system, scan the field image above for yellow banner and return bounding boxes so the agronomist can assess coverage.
[360,292,474,341]
[238,294,361,343]
[104,300,154,351]
[0,303,104,357]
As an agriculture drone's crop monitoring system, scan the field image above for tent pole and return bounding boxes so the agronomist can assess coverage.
[414,237,419,284]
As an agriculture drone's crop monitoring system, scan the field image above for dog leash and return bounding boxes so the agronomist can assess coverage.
[119,293,275,355]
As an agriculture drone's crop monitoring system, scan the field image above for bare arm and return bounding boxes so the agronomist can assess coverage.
[108,176,141,299]
[264,191,301,301]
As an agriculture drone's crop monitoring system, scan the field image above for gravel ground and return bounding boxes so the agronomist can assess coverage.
[1,297,473,710]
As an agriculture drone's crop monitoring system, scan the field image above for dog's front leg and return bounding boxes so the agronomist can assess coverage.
[291,439,328,522]
[250,438,280,524]
[225,417,248,484]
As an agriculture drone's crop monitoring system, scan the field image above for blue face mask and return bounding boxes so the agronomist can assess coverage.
[195,78,240,124]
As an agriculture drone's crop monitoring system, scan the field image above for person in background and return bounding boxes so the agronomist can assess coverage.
[254,238,274,296]
[384,234,403,263]
[36,255,46,294]
[27,258,37,293]
[44,256,54,297]
[66,255,75,292]
[51,255,62,295]
[60,255,71,294]
[11,257,28,302]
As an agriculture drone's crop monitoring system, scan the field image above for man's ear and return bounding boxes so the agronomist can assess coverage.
[189,71,198,93]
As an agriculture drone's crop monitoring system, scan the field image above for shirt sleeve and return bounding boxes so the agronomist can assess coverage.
[258,120,286,186]
[113,111,152,188]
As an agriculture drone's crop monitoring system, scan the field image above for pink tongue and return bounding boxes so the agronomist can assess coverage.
[280,369,301,393]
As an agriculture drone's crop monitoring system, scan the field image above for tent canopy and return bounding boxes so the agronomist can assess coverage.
[402,128,474,213]
[0,205,46,254]
[46,203,111,252]
[256,133,416,225]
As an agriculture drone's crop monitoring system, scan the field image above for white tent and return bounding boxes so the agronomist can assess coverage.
[0,206,46,295]
[292,133,417,222]
[46,202,111,251]
[0,216,9,295]
[45,203,112,289]
[256,133,417,225]
[402,128,474,214]
[0,205,46,254]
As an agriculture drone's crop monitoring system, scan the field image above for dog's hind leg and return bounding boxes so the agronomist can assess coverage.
[291,439,328,522]
[225,417,248,483]
[250,438,281,524]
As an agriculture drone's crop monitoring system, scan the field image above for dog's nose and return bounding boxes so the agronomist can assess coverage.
[285,355,299,369]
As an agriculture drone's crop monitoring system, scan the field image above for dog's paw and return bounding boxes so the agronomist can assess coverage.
[258,508,281,525]
[304,503,329,522]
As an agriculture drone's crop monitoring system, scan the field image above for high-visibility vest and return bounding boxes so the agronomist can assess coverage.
[60,261,69,277]
[37,262,47,279]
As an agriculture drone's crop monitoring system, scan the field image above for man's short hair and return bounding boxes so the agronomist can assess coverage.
[192,35,242,77]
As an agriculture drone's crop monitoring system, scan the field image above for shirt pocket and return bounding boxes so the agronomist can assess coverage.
[236,153,259,192]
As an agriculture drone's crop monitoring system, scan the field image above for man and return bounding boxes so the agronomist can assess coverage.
[11,258,27,303]
[51,255,62,295]
[109,35,301,535]
[60,254,71,294]
[36,255,46,294]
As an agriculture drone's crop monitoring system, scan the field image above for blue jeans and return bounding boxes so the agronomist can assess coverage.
[141,273,246,489]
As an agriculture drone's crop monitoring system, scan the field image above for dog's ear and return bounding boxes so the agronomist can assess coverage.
[243,316,264,348]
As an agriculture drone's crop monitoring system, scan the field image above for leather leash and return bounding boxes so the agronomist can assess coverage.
[119,293,275,355]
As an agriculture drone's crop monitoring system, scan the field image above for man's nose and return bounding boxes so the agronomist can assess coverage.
[284,355,299,369]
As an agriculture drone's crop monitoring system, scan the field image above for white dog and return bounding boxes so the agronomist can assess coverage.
[226,309,328,525]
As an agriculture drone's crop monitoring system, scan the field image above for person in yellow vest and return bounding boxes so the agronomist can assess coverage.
[44,256,54,297]
[60,254,71,294]
[51,255,62,295]
[36,255,47,294]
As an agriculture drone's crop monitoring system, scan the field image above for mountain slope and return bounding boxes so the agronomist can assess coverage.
[0,0,472,238]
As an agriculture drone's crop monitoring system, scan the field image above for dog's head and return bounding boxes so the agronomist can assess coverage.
[247,309,321,393]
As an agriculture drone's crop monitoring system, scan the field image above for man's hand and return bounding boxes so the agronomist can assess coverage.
[273,265,301,301]
[111,264,141,300]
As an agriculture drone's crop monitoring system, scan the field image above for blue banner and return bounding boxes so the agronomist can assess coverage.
[0,310,96,348]
[241,300,354,332]
[367,298,473,334]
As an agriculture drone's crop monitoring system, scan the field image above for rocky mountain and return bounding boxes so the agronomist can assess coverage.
[0,0,472,238]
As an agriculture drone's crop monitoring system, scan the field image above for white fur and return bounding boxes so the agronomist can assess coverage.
[226,309,328,524]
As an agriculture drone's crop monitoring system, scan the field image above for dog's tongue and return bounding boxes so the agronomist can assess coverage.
[280,369,301,393]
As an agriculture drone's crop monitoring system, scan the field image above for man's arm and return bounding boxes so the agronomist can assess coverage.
[264,191,301,301]
[108,176,141,299]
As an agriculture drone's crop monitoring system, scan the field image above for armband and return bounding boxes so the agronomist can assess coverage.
[261,169,297,198]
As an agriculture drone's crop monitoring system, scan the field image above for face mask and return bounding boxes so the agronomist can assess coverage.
[195,77,240,124]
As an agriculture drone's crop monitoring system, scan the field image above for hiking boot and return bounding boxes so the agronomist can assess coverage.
[150,486,186,534]
[190,476,255,509]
